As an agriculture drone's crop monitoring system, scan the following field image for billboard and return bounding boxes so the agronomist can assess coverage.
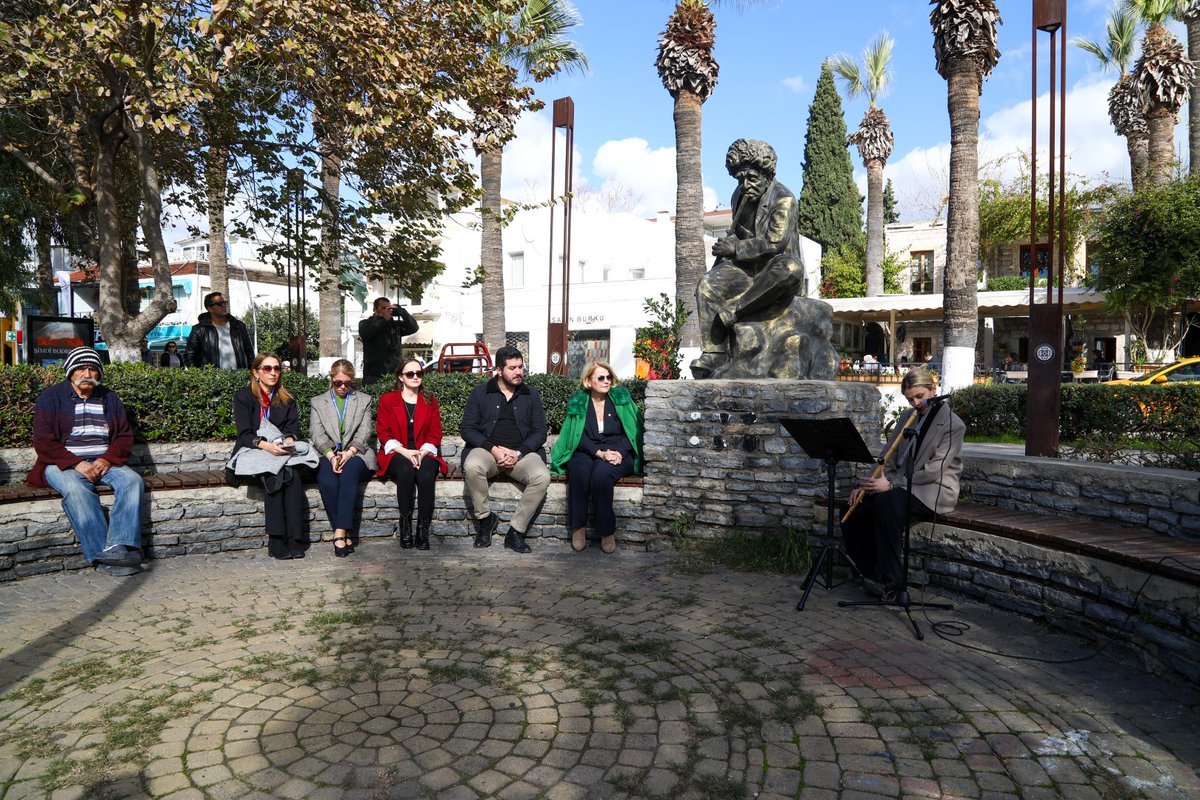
[26,316,95,367]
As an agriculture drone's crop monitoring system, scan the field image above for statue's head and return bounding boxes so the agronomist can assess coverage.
[725,139,776,202]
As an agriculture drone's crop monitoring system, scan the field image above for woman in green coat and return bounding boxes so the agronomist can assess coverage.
[550,360,644,553]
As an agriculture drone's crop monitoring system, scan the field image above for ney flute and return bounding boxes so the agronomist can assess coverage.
[840,410,920,523]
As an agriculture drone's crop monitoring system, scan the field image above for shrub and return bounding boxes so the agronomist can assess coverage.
[0,365,648,446]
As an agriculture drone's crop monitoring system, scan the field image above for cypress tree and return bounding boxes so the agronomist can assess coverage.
[883,178,899,224]
[797,61,863,253]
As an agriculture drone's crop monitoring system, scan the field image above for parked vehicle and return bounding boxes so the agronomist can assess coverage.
[428,342,492,374]
[1104,357,1200,386]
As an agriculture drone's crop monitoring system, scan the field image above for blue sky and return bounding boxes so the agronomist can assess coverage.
[498,0,1189,221]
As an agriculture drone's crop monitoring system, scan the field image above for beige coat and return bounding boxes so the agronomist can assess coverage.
[883,404,965,514]
[309,390,378,472]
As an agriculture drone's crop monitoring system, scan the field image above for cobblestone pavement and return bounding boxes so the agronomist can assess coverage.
[0,543,1197,800]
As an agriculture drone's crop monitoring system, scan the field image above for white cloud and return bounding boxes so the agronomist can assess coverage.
[883,76,1174,222]
[499,110,584,204]
[591,137,717,216]
[781,75,808,94]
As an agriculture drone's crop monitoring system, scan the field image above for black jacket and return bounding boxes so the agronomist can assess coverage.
[358,308,418,384]
[187,312,254,369]
[460,377,547,465]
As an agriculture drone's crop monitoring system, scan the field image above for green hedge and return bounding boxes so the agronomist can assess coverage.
[952,382,1200,470]
[0,364,647,447]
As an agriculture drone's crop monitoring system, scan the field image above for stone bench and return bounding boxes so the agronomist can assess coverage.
[0,442,650,583]
[811,496,1200,683]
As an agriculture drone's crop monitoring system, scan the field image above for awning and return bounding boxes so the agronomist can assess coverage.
[822,287,1110,324]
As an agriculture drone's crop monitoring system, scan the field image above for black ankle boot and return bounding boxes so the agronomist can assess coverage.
[398,515,414,549]
[473,513,497,548]
[415,518,431,550]
[503,526,532,554]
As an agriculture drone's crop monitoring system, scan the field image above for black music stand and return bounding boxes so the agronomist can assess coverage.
[838,401,953,639]
[781,417,876,611]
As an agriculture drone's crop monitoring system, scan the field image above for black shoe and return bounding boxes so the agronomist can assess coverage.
[503,526,532,554]
[333,537,350,558]
[95,544,142,568]
[415,518,431,551]
[473,513,497,548]
[863,578,897,601]
[398,516,414,549]
[96,562,141,577]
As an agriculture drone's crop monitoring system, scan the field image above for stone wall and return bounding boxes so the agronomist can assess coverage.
[641,379,881,537]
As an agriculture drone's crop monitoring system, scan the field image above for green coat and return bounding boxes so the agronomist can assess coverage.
[550,386,644,476]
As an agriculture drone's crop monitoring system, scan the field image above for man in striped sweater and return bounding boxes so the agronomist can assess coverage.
[27,347,145,576]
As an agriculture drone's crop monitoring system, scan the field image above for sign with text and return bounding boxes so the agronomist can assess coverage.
[26,316,95,367]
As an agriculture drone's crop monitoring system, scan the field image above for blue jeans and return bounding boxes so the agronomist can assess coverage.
[316,456,370,531]
[44,464,144,563]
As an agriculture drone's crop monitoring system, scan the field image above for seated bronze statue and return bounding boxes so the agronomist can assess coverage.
[691,139,837,381]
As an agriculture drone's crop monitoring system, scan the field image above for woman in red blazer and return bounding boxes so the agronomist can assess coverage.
[376,358,448,550]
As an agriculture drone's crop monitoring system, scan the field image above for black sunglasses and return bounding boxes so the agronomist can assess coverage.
[259,364,281,373]
[331,379,352,388]
[593,374,613,382]
[209,300,228,307]
[402,370,424,378]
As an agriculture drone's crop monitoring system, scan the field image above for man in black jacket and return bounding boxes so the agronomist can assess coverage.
[460,346,549,554]
[186,292,254,369]
[359,297,418,385]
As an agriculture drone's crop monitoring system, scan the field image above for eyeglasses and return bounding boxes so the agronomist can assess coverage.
[209,300,228,307]
[259,365,281,373]
[402,370,424,378]
[593,374,613,382]
[331,379,352,388]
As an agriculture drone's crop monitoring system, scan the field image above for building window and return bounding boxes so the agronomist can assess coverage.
[912,336,933,362]
[629,267,645,280]
[506,331,530,359]
[566,329,610,379]
[508,252,524,289]
[602,266,611,282]
[911,251,935,294]
[1019,245,1050,279]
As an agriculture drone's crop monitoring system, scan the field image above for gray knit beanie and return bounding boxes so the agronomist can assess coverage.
[62,347,104,381]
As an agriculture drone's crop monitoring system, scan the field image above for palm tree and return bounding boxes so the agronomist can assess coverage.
[1129,0,1195,186]
[1076,7,1149,190]
[929,0,1001,391]
[476,0,588,358]
[1177,0,1200,175]
[831,33,895,298]
[656,0,720,349]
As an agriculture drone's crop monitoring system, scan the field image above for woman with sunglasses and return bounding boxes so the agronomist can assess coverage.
[376,359,447,549]
[310,360,377,557]
[230,354,309,559]
[550,360,643,553]
[159,341,184,368]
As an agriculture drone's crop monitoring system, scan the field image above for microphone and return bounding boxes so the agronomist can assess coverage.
[921,393,954,407]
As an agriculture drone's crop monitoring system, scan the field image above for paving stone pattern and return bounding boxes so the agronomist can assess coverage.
[1,545,1197,799]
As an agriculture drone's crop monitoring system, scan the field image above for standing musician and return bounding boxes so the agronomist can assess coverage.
[840,366,965,599]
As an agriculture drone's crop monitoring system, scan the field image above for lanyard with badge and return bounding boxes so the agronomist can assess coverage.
[331,389,350,452]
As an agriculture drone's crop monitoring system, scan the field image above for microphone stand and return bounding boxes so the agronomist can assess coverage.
[839,400,952,640]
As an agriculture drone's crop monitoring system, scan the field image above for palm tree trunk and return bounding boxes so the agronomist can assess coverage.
[205,144,229,298]
[480,145,506,357]
[1145,108,1176,187]
[1189,17,1199,176]
[1128,132,1149,191]
[864,159,885,297]
[672,90,705,350]
[941,65,981,391]
[319,142,343,366]
[35,216,54,312]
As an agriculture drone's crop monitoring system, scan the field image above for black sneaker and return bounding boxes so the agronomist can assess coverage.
[95,544,142,568]
[96,563,141,577]
[503,526,532,554]
[473,513,497,548]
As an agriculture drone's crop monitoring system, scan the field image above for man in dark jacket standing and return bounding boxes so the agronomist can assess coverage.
[28,347,145,576]
[460,346,549,553]
[358,297,419,385]
[187,291,254,369]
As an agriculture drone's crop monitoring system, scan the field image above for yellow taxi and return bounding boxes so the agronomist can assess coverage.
[1105,357,1200,385]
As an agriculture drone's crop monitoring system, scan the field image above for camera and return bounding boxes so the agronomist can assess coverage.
[390,306,403,318]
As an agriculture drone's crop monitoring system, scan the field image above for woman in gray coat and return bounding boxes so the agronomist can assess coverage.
[310,359,378,557]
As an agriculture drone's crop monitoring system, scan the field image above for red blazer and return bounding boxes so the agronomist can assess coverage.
[375,391,448,476]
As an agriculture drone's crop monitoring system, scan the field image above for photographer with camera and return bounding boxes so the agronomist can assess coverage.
[359,297,419,386]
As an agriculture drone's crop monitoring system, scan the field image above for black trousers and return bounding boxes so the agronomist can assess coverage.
[839,488,934,588]
[387,457,440,520]
[262,466,306,557]
[566,452,633,536]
